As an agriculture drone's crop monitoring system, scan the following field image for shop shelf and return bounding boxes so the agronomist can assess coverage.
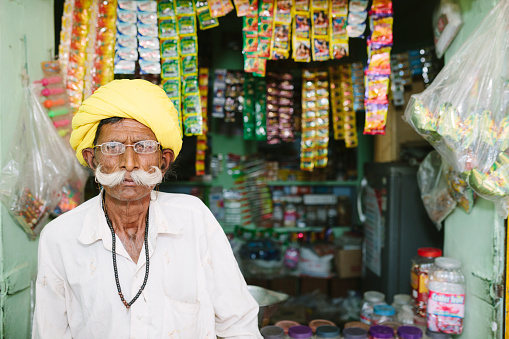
[266,180,359,187]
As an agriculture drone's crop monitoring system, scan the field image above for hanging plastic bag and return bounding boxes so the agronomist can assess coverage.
[417,151,456,230]
[0,77,76,238]
[51,157,89,217]
[405,0,509,216]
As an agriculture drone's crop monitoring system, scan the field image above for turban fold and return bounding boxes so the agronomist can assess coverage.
[70,79,182,167]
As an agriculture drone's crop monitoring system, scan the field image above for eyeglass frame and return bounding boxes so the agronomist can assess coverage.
[94,140,161,156]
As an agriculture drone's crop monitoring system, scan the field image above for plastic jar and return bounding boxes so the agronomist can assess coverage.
[315,325,340,338]
[397,326,422,339]
[392,294,411,316]
[360,291,386,324]
[424,329,452,339]
[426,257,465,335]
[288,325,313,339]
[368,325,394,339]
[410,248,442,317]
[343,327,368,339]
[261,325,285,339]
[371,305,396,325]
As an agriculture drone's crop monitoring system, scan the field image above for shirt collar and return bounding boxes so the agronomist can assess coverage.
[77,191,182,248]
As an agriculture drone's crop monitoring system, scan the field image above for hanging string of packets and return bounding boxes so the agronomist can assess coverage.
[114,1,161,75]
[330,65,358,148]
[242,0,351,77]
[158,0,202,136]
[363,0,393,135]
[243,75,268,141]
[196,68,209,176]
[301,69,330,172]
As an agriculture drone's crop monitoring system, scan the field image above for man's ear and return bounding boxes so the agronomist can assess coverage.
[82,148,97,170]
[160,149,175,174]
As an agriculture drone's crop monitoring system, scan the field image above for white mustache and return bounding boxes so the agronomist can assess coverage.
[95,164,163,187]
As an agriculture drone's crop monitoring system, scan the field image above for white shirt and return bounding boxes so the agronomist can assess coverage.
[33,192,262,339]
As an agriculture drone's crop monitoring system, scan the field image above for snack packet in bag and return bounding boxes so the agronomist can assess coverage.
[405,1,509,216]
[417,151,456,230]
[0,79,78,238]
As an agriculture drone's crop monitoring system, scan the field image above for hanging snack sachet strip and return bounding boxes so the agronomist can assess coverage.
[330,0,349,60]
[196,67,209,176]
[158,0,183,135]
[311,0,330,61]
[363,0,393,135]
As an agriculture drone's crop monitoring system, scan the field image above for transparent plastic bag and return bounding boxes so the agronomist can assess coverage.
[51,158,89,217]
[417,151,456,230]
[405,1,509,216]
[0,80,76,238]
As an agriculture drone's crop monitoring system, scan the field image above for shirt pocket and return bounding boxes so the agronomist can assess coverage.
[163,297,203,338]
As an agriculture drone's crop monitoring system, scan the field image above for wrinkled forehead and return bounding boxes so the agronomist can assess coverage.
[96,118,157,142]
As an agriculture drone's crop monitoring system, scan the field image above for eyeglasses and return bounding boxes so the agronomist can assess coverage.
[94,140,160,156]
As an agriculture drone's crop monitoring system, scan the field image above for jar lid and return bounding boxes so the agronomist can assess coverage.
[378,321,402,331]
[417,247,442,258]
[364,290,385,302]
[274,321,301,335]
[260,325,285,338]
[425,329,452,339]
[288,325,313,339]
[435,257,461,269]
[397,326,423,339]
[373,304,396,316]
[344,321,370,331]
[369,325,395,338]
[392,294,411,305]
[309,319,336,332]
[315,325,340,338]
[343,327,368,339]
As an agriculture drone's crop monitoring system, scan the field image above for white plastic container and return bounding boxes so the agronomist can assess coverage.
[426,257,465,334]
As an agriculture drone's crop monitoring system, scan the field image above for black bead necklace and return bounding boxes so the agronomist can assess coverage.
[102,197,150,309]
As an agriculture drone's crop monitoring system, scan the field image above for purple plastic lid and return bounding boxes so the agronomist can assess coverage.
[397,326,423,339]
[343,327,368,339]
[369,325,394,338]
[288,325,313,339]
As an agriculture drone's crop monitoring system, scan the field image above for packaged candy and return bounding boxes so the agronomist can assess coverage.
[312,37,330,61]
[161,38,179,58]
[197,4,219,29]
[233,0,250,16]
[159,18,178,37]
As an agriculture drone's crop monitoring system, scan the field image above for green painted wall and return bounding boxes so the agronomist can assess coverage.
[0,0,55,338]
[443,0,503,337]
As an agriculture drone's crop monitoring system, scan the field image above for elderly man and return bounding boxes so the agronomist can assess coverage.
[33,79,262,338]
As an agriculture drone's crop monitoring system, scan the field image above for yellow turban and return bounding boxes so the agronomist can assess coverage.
[70,79,182,167]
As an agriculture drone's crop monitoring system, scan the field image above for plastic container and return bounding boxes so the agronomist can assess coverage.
[288,325,313,339]
[344,322,370,331]
[343,327,368,339]
[261,325,285,339]
[360,291,386,324]
[275,320,301,336]
[424,329,452,339]
[397,326,423,339]
[309,319,336,333]
[369,325,394,339]
[371,305,396,325]
[315,325,340,338]
[392,294,411,316]
[410,248,442,317]
[426,257,465,334]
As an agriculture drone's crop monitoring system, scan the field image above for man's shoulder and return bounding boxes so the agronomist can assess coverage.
[40,196,98,242]
[156,191,207,211]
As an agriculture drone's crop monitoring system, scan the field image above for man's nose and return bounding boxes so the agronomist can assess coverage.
[119,146,139,171]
